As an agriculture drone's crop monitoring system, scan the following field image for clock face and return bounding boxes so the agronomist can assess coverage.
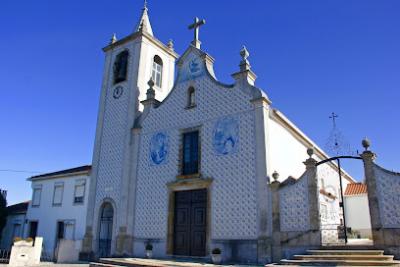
[113,86,123,99]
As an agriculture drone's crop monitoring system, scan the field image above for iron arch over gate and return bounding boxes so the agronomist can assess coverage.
[316,155,362,244]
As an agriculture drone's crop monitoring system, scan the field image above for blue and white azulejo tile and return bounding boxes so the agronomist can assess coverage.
[150,132,169,165]
[213,116,239,155]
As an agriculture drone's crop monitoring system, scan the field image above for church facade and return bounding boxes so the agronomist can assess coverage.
[80,4,354,264]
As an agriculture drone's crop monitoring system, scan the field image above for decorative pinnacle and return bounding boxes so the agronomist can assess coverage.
[240,46,249,60]
[307,147,314,158]
[110,33,117,44]
[362,137,371,151]
[146,78,155,99]
[148,78,154,88]
[143,0,148,10]
[239,45,251,71]
[272,171,280,182]
[167,39,174,50]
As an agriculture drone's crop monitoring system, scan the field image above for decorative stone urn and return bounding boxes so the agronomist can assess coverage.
[145,244,153,259]
[211,248,222,264]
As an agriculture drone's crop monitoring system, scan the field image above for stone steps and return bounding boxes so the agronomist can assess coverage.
[293,254,394,261]
[273,249,400,266]
[307,250,385,255]
[90,262,126,267]
[280,259,400,266]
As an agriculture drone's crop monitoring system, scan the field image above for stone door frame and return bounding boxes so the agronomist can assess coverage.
[166,177,213,256]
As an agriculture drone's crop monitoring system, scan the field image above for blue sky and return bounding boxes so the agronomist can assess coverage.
[1,0,399,205]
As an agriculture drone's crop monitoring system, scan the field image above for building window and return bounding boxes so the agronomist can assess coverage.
[32,186,42,207]
[113,50,129,84]
[187,87,195,108]
[52,182,64,206]
[182,131,199,175]
[151,55,163,88]
[74,179,86,204]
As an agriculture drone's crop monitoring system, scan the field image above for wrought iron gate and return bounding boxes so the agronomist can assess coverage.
[317,156,362,245]
[98,203,114,257]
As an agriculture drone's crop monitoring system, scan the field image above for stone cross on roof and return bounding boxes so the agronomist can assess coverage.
[188,17,206,49]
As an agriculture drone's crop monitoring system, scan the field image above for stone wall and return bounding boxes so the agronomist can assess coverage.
[270,151,321,262]
[361,141,400,259]
[373,164,400,228]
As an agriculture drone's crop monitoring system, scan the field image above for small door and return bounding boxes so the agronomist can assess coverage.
[173,189,207,256]
[29,221,38,239]
[55,221,65,261]
[56,221,65,240]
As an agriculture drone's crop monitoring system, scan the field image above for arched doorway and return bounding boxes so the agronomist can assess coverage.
[98,203,114,257]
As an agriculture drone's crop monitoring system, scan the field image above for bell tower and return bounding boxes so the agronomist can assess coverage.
[81,2,178,259]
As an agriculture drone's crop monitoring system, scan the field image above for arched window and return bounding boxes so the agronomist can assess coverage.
[152,55,163,88]
[113,50,129,84]
[187,87,196,108]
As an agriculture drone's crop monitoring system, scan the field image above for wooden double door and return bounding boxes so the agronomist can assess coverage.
[173,189,207,256]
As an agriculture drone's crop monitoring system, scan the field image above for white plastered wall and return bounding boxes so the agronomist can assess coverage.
[25,174,90,253]
[267,113,353,228]
[344,194,372,231]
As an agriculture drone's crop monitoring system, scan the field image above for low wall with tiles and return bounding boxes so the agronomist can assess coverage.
[270,155,321,262]
[361,148,400,259]
[372,163,400,257]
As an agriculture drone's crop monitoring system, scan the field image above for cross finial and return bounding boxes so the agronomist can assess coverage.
[329,112,339,127]
[188,17,206,49]
[143,0,148,10]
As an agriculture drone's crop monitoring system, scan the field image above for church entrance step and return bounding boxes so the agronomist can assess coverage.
[92,257,261,267]
[306,250,385,255]
[90,262,126,267]
[272,249,400,266]
[280,259,400,266]
[293,254,394,261]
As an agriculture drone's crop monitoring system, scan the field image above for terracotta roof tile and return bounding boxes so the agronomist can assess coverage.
[344,183,367,196]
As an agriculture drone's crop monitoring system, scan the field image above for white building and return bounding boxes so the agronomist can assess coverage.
[344,183,372,239]
[79,3,355,264]
[24,165,91,260]
[0,201,28,250]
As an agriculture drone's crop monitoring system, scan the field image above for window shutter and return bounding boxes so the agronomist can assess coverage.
[53,184,63,205]
[32,188,42,206]
[75,185,85,198]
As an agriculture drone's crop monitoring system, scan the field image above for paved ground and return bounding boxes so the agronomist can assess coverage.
[0,264,89,267]
[98,258,263,266]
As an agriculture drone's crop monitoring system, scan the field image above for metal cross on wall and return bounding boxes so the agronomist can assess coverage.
[188,17,206,49]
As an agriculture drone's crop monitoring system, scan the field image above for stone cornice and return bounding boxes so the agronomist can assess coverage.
[167,177,213,191]
[28,170,90,182]
[103,31,179,59]
[251,96,272,106]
